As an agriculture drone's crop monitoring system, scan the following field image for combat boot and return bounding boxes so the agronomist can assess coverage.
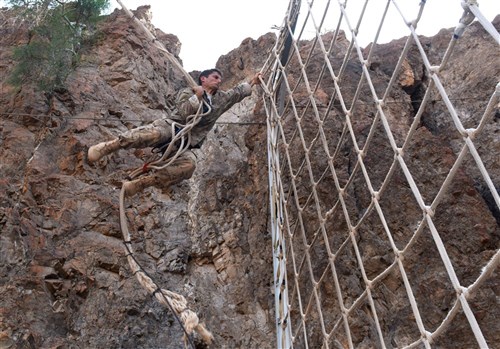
[122,175,157,197]
[87,139,120,163]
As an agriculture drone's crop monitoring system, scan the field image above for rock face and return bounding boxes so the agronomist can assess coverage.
[0,6,275,349]
[0,5,498,349]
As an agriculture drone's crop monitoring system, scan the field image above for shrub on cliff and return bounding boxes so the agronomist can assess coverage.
[7,0,110,95]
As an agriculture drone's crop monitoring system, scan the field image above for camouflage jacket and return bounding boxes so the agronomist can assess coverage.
[170,82,252,147]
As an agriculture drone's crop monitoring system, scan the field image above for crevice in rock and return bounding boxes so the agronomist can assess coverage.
[475,182,500,227]
[402,67,427,122]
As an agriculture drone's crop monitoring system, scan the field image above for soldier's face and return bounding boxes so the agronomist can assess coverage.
[201,72,222,91]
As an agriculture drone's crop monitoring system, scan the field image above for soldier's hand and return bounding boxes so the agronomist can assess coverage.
[250,73,263,86]
[192,86,204,100]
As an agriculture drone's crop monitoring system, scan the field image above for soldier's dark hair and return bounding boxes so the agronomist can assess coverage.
[198,69,222,85]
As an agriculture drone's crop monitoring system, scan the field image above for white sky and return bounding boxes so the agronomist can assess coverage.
[107,0,499,72]
[1,0,498,72]
[108,0,291,71]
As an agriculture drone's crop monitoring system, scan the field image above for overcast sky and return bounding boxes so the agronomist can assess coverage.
[107,0,499,72]
[1,0,498,72]
[107,0,291,71]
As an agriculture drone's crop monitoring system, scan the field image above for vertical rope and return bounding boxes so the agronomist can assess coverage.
[119,187,213,348]
[267,2,302,348]
[115,0,197,88]
[111,2,213,347]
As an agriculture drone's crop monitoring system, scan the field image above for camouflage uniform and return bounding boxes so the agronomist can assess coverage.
[111,82,253,194]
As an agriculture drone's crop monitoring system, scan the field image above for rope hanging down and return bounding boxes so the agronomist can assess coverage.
[119,188,213,348]
[114,1,213,347]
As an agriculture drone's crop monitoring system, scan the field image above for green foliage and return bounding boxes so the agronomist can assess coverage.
[7,0,110,94]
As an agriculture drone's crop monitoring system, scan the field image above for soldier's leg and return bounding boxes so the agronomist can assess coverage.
[122,150,197,197]
[88,119,173,163]
[117,119,173,149]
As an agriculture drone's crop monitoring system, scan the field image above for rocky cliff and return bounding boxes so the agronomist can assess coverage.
[0,5,276,349]
[0,5,498,349]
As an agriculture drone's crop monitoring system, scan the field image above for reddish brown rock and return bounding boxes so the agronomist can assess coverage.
[0,4,498,349]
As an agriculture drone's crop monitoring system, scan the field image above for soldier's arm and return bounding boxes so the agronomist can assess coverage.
[175,87,202,120]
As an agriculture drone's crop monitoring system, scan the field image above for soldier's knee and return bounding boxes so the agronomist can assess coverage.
[182,158,196,179]
[164,156,196,181]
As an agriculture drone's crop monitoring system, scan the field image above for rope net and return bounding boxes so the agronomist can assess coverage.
[260,1,499,348]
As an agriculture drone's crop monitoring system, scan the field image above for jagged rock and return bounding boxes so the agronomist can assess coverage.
[0,4,498,349]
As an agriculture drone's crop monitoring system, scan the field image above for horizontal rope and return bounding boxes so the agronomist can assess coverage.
[0,112,265,125]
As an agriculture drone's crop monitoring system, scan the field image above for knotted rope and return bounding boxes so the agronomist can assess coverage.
[126,100,210,180]
[119,188,213,348]
[114,1,214,347]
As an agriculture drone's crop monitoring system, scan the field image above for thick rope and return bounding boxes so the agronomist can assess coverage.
[119,187,214,347]
[112,1,213,346]
[266,2,301,348]
[115,0,196,88]
[114,0,213,180]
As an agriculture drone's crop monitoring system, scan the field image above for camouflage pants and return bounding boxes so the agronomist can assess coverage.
[119,119,197,187]
[131,150,197,191]
[118,118,173,149]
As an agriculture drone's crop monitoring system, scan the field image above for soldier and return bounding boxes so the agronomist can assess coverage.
[87,69,262,196]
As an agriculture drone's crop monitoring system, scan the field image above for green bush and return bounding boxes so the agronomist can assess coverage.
[7,0,110,94]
